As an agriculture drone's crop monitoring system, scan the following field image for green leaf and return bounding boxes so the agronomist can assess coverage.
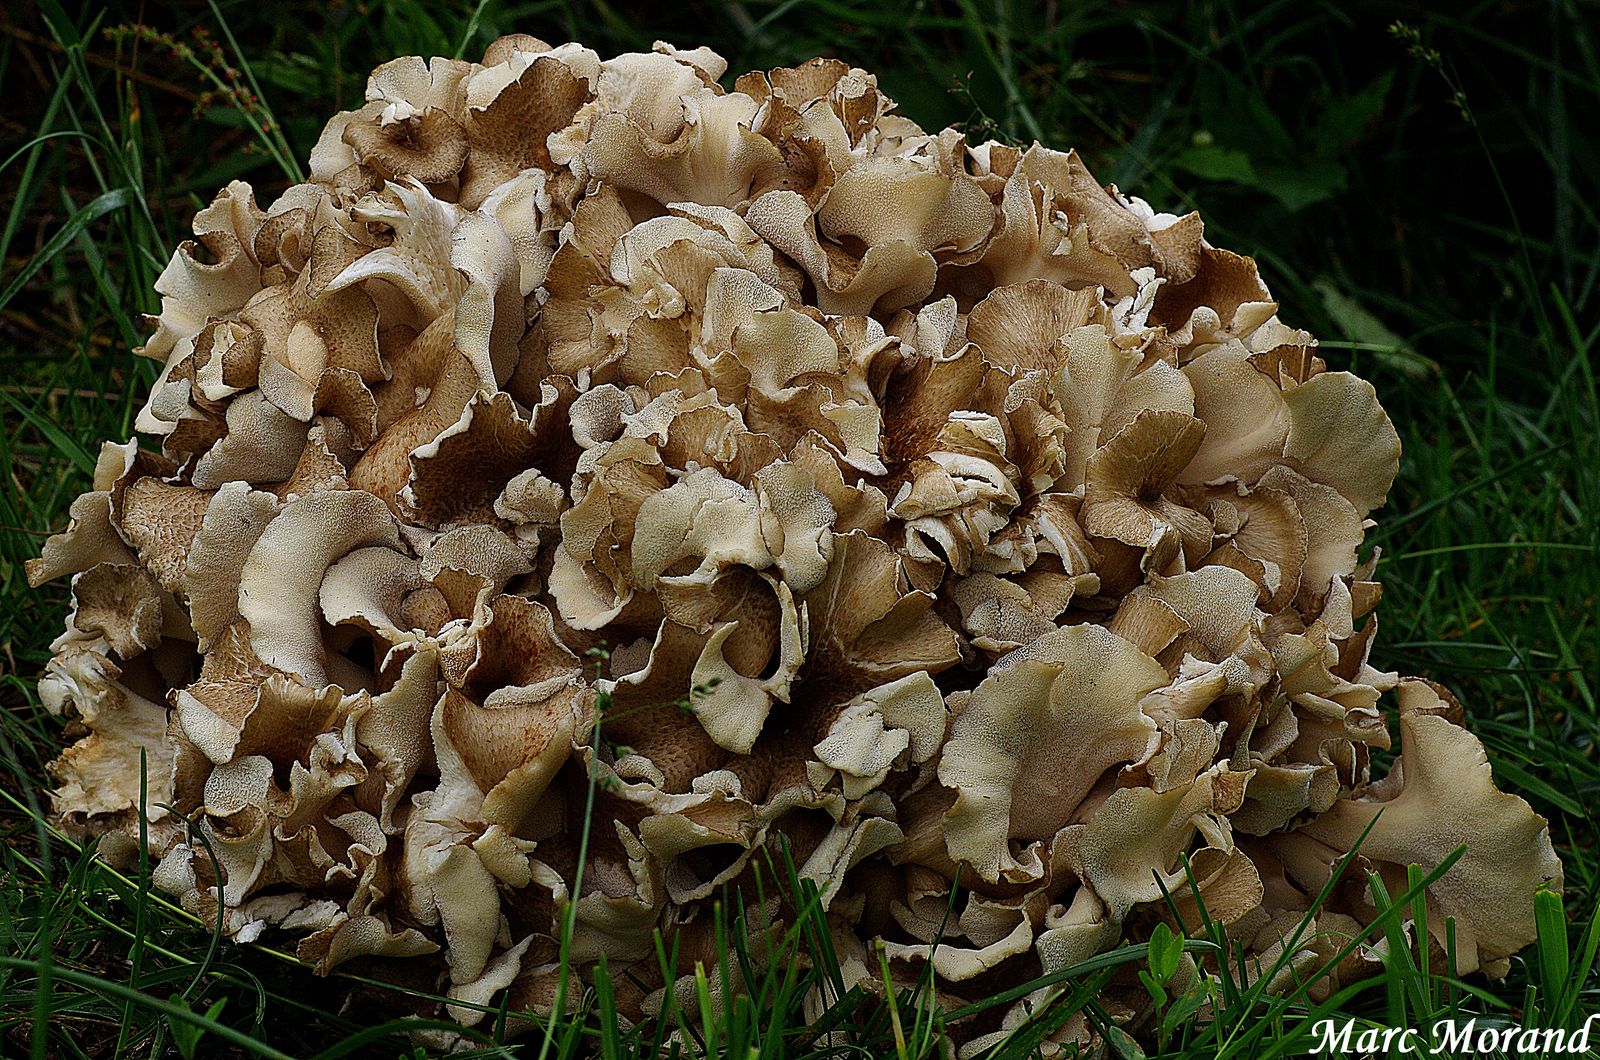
[1162,973,1211,1037]
[1147,922,1183,984]
[0,187,133,313]
[1313,279,1439,379]
[34,0,81,47]
[1534,885,1570,1023]
[1556,898,1600,1027]
[1171,145,1259,185]
[1255,160,1347,212]
[1317,71,1395,148]
[1192,77,1294,158]
[0,388,98,477]
[170,998,226,1060]
[1101,1021,1148,1060]
[1137,969,1168,1010]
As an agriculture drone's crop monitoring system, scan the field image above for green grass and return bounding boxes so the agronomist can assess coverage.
[1,0,1596,1056]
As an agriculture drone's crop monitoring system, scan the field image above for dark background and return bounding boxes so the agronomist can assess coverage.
[5,0,1592,389]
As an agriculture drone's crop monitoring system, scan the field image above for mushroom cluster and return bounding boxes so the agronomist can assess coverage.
[30,36,1559,1049]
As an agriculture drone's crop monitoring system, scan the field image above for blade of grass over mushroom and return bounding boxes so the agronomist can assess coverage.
[941,938,1221,1023]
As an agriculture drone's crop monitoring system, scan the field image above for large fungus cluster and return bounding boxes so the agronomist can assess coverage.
[31,36,1559,1050]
